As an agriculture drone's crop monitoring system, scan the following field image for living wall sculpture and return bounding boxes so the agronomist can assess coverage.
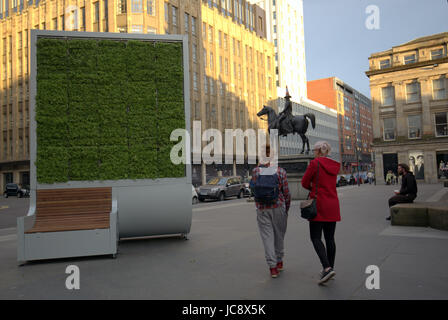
[35,37,185,183]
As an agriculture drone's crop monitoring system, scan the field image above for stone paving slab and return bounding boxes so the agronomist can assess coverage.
[0,183,447,299]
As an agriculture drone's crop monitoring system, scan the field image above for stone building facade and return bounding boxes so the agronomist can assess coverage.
[307,77,373,173]
[0,0,276,190]
[366,32,448,184]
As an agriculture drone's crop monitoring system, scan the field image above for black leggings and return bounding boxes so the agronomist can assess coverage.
[309,221,336,269]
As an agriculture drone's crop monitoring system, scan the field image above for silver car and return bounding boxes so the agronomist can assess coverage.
[198,176,245,201]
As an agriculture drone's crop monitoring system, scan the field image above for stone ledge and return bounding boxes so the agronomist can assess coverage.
[391,203,428,227]
[428,207,448,231]
[391,202,448,231]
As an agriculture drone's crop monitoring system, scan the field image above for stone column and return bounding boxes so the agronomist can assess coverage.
[398,150,408,166]
[14,171,21,186]
[425,151,437,184]
[375,150,385,184]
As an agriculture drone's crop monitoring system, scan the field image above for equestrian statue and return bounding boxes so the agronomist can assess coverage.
[257,87,316,154]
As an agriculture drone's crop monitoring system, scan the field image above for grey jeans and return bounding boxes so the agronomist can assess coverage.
[256,206,288,268]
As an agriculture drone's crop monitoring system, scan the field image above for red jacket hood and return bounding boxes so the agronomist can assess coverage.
[315,157,340,176]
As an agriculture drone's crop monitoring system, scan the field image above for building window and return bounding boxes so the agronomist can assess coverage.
[184,13,189,33]
[218,31,222,47]
[208,26,213,44]
[404,54,416,65]
[210,52,214,70]
[210,79,215,95]
[131,25,143,33]
[81,7,86,30]
[204,75,208,94]
[191,16,197,36]
[117,0,126,13]
[172,6,178,33]
[195,101,200,119]
[408,114,422,139]
[202,23,207,40]
[192,44,197,63]
[435,112,448,137]
[93,2,100,22]
[211,104,216,121]
[219,80,224,95]
[193,72,198,91]
[383,118,396,141]
[381,86,394,106]
[147,27,156,34]
[52,18,58,30]
[164,2,169,23]
[103,0,109,32]
[433,77,446,100]
[406,81,420,103]
[147,0,155,15]
[132,0,143,13]
[380,59,391,69]
[431,49,443,60]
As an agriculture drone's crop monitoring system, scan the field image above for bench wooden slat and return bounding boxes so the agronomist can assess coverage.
[26,187,113,234]
[37,198,111,208]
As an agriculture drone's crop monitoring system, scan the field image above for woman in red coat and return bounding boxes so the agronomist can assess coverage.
[301,141,341,284]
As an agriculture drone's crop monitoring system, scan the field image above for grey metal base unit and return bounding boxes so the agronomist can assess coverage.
[17,207,118,264]
[116,182,192,239]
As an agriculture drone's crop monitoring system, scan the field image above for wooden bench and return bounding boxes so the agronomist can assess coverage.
[26,187,112,234]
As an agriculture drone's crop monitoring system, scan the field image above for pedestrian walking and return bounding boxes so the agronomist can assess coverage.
[301,141,341,285]
[367,171,374,184]
[386,170,393,185]
[250,144,291,278]
[386,163,418,220]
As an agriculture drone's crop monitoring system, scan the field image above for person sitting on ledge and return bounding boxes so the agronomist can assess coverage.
[386,163,418,221]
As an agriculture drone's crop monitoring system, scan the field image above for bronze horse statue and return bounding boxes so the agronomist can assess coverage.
[257,105,316,154]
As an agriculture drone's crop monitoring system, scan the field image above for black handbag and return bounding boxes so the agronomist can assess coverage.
[300,161,319,220]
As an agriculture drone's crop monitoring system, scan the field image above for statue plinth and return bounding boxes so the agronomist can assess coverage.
[278,154,314,200]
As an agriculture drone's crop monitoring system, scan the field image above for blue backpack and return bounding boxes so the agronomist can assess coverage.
[251,167,280,204]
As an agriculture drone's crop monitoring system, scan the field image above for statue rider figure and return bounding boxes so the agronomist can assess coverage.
[277,87,294,136]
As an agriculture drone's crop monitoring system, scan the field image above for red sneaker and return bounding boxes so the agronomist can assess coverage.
[276,261,283,271]
[270,267,279,278]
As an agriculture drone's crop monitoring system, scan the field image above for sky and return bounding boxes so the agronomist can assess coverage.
[303,0,448,98]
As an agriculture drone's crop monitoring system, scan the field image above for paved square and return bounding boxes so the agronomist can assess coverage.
[0,183,447,299]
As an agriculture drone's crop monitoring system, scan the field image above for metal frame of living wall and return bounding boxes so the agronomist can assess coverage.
[28,30,191,207]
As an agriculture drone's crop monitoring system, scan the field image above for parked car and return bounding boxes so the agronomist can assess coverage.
[192,185,199,204]
[3,183,28,198]
[197,176,245,201]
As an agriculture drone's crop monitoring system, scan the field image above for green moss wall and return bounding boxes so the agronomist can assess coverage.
[35,38,185,183]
